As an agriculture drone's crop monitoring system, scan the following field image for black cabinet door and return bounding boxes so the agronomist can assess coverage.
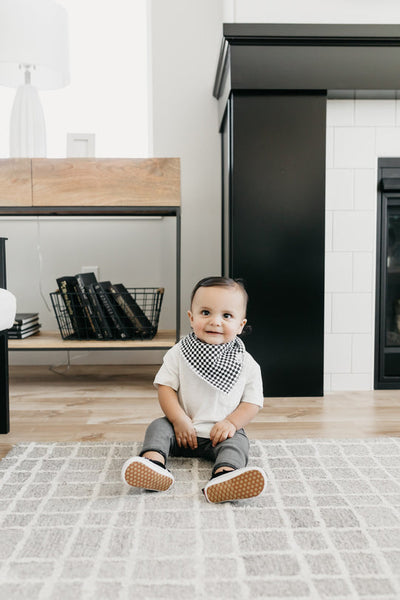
[223,92,326,396]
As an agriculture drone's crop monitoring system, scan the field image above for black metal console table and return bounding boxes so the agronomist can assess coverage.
[0,158,181,434]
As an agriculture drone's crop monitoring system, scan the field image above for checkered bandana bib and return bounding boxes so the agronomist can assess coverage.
[180,332,245,394]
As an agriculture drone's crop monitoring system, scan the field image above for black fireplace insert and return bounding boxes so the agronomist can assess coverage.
[375,158,400,388]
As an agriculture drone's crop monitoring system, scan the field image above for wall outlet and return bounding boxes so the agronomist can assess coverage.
[81,265,100,279]
[67,133,95,157]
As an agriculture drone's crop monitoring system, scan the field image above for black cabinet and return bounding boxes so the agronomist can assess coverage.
[221,93,326,397]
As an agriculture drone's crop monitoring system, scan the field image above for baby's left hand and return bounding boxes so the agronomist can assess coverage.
[210,419,236,447]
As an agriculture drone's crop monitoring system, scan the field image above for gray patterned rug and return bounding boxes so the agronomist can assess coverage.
[1,439,400,599]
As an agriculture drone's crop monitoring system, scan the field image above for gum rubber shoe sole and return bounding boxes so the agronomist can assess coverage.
[204,467,266,503]
[121,457,174,491]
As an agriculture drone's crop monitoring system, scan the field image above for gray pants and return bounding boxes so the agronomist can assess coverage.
[141,417,250,475]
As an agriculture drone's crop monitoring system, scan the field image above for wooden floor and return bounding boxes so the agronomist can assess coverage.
[1,364,400,459]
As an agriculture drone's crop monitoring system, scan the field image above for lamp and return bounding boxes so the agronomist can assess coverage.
[0,0,69,157]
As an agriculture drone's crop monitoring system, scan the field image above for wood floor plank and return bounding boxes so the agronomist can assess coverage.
[1,365,400,459]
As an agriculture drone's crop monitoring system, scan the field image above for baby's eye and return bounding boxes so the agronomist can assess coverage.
[201,310,210,316]
[223,313,232,319]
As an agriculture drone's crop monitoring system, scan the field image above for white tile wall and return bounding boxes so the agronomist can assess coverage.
[325,210,333,252]
[352,334,373,374]
[324,97,398,391]
[331,293,373,333]
[353,253,374,293]
[325,252,352,292]
[325,126,334,168]
[324,333,352,373]
[332,211,375,252]
[376,127,400,156]
[355,100,396,127]
[330,373,373,391]
[325,170,354,210]
[333,127,376,168]
[324,292,332,333]
[326,100,354,127]
[354,169,375,211]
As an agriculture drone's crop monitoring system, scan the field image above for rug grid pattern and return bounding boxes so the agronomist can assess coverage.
[0,439,400,599]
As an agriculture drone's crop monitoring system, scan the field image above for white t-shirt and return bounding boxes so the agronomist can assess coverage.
[153,342,264,438]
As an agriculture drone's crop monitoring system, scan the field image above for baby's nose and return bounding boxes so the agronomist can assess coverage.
[210,315,222,326]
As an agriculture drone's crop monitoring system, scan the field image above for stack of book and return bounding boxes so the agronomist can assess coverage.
[52,271,162,341]
[8,313,41,339]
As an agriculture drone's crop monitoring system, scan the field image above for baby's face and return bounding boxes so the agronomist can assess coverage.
[188,285,247,345]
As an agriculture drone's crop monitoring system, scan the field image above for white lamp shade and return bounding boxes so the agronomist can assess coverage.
[0,0,69,90]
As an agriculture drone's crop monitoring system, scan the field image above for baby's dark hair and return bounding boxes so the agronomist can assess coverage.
[190,276,249,311]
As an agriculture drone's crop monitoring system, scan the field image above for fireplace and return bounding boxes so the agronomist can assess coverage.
[375,158,400,388]
[215,24,400,395]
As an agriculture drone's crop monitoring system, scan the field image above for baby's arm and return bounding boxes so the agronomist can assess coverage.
[157,384,198,449]
[209,402,260,447]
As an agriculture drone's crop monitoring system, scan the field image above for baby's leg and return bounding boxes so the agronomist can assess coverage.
[212,428,249,475]
[140,416,177,464]
[203,430,266,503]
[122,417,176,491]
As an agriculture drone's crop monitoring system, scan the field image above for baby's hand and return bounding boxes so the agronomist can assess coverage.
[173,415,198,449]
[210,419,236,447]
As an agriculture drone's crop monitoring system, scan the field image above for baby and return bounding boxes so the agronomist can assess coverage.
[121,276,266,503]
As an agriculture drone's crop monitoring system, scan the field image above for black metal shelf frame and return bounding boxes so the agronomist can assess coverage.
[0,237,10,433]
[0,205,181,434]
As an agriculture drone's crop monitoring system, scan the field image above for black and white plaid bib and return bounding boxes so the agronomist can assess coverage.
[180,332,245,394]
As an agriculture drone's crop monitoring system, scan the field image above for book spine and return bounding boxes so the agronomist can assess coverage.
[75,275,103,340]
[57,278,79,337]
[8,326,41,338]
[13,316,38,326]
[72,283,97,339]
[109,285,141,332]
[11,321,39,331]
[56,277,91,339]
[87,285,113,339]
[93,284,129,339]
[9,324,41,333]
[112,284,155,338]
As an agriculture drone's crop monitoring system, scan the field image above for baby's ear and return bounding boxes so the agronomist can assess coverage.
[239,318,247,332]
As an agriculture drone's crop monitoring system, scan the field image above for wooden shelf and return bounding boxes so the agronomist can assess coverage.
[0,158,181,208]
[8,330,177,351]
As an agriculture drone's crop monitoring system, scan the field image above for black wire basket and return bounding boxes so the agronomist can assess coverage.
[50,286,164,341]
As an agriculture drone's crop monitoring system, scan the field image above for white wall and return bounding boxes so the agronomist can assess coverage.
[6,0,225,367]
[0,0,150,158]
[150,0,224,334]
[3,0,177,367]
[224,0,400,23]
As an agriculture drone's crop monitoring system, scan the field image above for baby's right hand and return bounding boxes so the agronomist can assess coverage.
[173,415,198,449]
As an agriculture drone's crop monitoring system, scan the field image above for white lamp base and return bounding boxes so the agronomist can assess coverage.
[9,83,46,158]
